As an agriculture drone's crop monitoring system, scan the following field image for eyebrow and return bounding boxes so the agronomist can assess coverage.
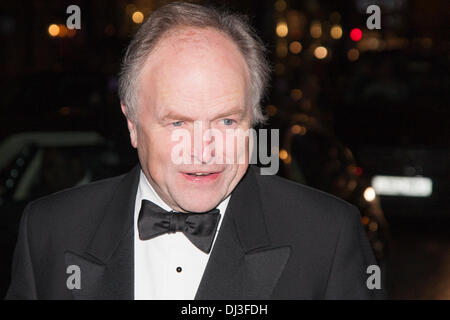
[160,111,193,122]
[213,106,246,120]
[160,106,246,122]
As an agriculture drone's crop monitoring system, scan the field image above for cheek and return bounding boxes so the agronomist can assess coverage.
[222,131,249,164]
[138,129,174,170]
[224,163,248,195]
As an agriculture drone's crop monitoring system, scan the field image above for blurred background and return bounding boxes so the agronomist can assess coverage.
[0,0,448,299]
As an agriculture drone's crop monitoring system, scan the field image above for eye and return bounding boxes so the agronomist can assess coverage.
[172,121,183,127]
[222,119,235,126]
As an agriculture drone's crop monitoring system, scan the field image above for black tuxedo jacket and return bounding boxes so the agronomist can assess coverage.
[6,165,385,299]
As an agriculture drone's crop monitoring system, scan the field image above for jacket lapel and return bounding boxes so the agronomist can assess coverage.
[195,166,291,300]
[64,165,140,300]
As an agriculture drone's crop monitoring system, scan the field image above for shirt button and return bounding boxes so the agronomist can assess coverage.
[176,266,182,273]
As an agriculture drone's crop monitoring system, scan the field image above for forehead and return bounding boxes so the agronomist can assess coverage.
[150,26,247,70]
[138,27,250,118]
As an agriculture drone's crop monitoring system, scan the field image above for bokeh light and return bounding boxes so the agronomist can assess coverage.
[314,46,328,59]
[265,105,277,117]
[310,21,322,39]
[276,21,288,38]
[132,11,144,24]
[347,48,360,61]
[289,41,302,54]
[364,187,376,202]
[48,24,60,37]
[290,88,303,101]
[350,28,363,41]
[291,125,307,135]
[330,25,343,39]
[274,0,287,12]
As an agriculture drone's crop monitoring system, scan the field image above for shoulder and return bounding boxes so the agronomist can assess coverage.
[28,173,125,211]
[253,166,356,215]
[23,173,127,233]
[250,166,360,240]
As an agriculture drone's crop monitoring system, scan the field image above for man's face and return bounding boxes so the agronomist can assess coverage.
[123,27,252,212]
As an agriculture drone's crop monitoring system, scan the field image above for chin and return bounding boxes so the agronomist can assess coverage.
[177,194,223,213]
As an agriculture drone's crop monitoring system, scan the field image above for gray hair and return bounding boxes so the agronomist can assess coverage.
[118,1,270,127]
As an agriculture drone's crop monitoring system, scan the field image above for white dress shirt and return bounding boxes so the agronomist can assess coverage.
[134,170,230,300]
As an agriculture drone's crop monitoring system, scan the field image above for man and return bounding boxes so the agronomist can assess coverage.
[6,2,384,299]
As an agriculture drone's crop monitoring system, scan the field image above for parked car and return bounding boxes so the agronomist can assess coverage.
[357,146,449,221]
[279,115,389,264]
[333,50,450,223]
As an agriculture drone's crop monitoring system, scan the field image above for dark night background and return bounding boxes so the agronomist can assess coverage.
[0,0,449,299]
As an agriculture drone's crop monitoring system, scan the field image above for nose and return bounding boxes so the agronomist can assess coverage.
[192,121,215,164]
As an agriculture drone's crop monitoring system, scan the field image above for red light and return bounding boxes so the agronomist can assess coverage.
[355,166,363,176]
[350,28,362,42]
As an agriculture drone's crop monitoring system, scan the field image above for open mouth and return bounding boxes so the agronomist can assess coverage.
[181,171,221,182]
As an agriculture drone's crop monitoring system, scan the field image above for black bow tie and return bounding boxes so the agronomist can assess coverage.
[137,199,221,253]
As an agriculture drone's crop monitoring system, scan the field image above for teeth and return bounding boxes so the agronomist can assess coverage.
[188,173,211,176]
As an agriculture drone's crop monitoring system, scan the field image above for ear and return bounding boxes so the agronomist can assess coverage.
[121,103,138,149]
